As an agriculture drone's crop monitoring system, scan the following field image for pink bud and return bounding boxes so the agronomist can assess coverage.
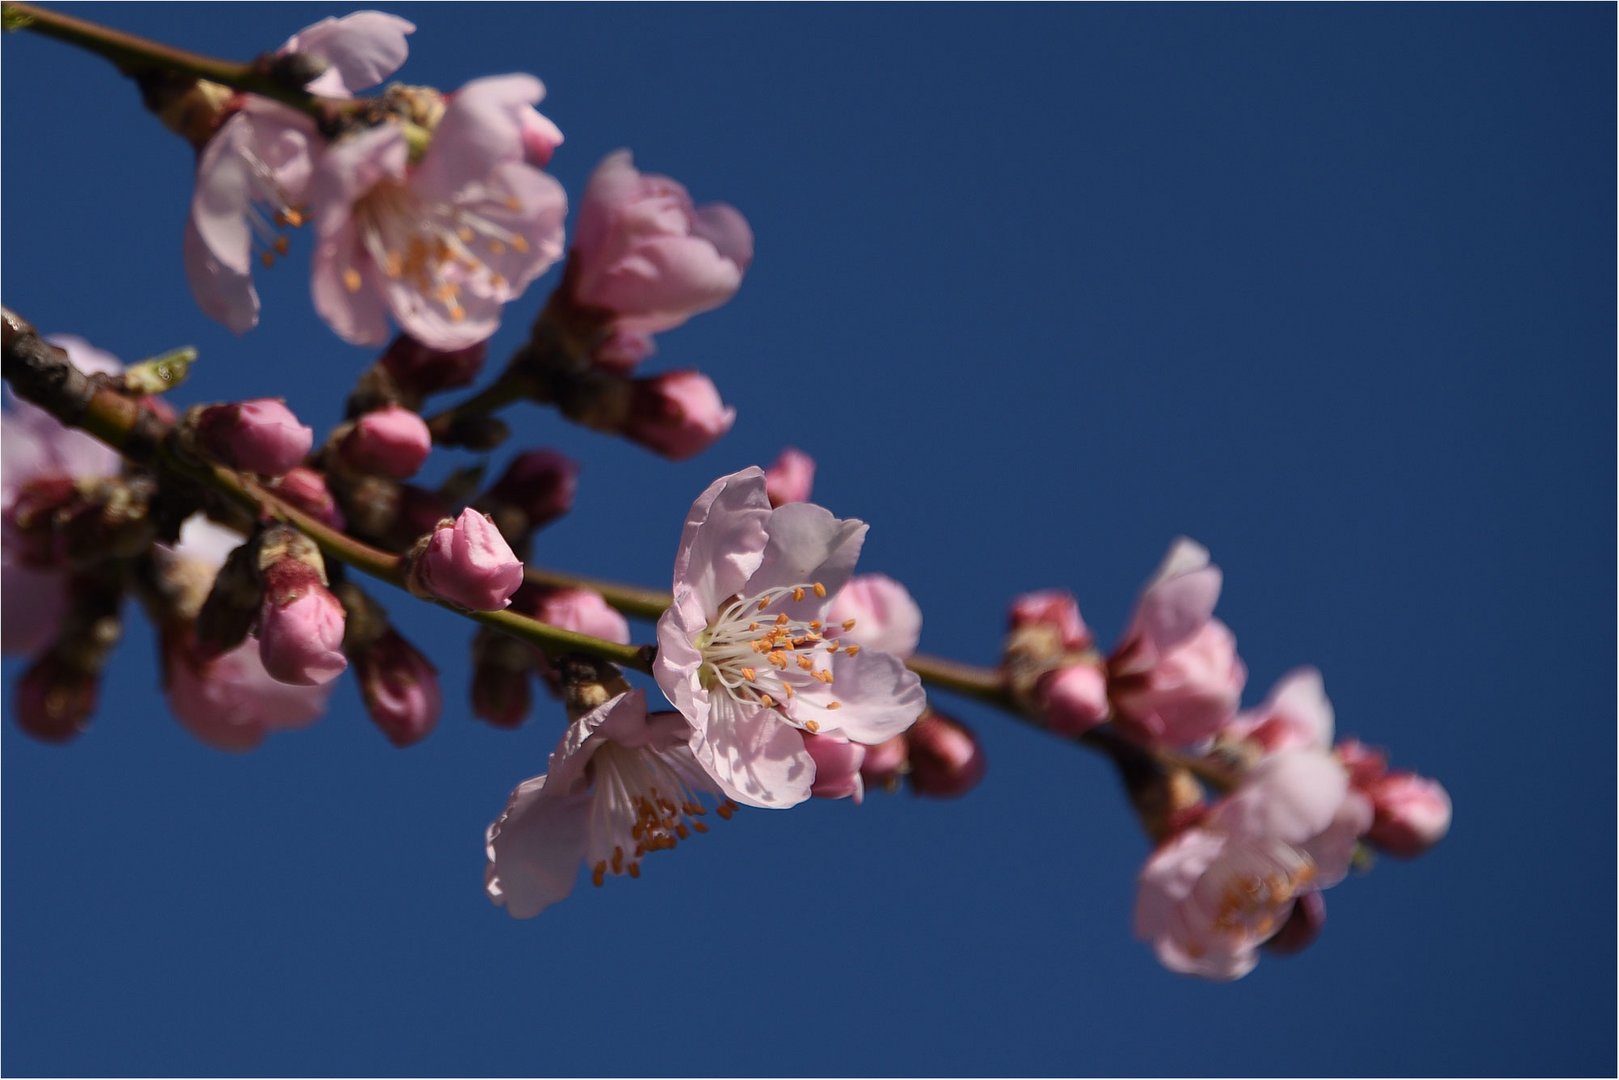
[16,654,96,743]
[1040,662,1109,736]
[486,450,579,531]
[764,447,816,507]
[1364,772,1451,858]
[803,733,866,803]
[195,399,313,476]
[1009,589,1091,651]
[623,371,735,459]
[1110,621,1245,748]
[859,735,909,791]
[379,334,487,396]
[268,466,346,529]
[1335,738,1389,787]
[258,587,348,686]
[592,329,655,373]
[353,628,440,747]
[413,509,523,611]
[338,405,432,479]
[1263,890,1326,956]
[532,587,630,645]
[906,711,986,798]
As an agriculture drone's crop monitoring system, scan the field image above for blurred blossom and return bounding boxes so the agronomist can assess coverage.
[763,447,815,507]
[193,398,313,476]
[623,370,735,459]
[1364,772,1452,858]
[337,404,433,479]
[1222,668,1335,754]
[905,711,986,798]
[1009,589,1092,651]
[826,573,922,659]
[352,627,441,746]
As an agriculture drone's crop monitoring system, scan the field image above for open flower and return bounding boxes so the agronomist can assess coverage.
[654,468,927,809]
[185,12,416,332]
[485,690,728,918]
[307,74,567,349]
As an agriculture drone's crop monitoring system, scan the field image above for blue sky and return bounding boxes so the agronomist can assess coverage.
[3,4,1613,1076]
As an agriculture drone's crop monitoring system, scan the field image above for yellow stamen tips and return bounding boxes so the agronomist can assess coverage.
[813,582,827,598]
[809,621,822,631]
[504,195,523,212]
[768,651,789,670]
[813,670,835,684]
[716,801,736,820]
[791,586,806,602]
[280,208,305,228]
[782,684,794,698]
[611,847,624,874]
[510,234,530,253]
[487,239,506,255]
[844,645,861,656]
[675,823,690,840]
[748,622,760,631]
[457,225,475,243]
[758,598,771,611]
[741,667,757,682]
[435,282,459,301]
[842,619,858,631]
[757,693,776,708]
[260,251,275,269]
[826,641,840,651]
[826,702,842,710]
[627,863,641,879]
[692,820,709,834]
[775,613,791,626]
[796,655,815,671]
[448,305,466,322]
[274,236,291,256]
[804,720,820,733]
[592,861,606,888]
[343,268,363,293]
[489,273,507,290]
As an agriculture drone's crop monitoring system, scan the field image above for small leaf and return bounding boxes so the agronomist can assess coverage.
[123,347,197,395]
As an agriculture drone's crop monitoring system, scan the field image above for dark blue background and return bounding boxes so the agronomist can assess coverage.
[4,5,1613,1075]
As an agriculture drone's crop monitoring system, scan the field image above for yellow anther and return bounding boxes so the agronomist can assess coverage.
[592,862,606,888]
[611,847,624,874]
[628,863,641,879]
[792,586,805,602]
[748,622,760,631]
[274,236,291,256]
[741,667,757,681]
[813,582,827,597]
[804,720,820,733]
[775,613,790,626]
[757,693,776,708]
[487,239,506,255]
[758,598,770,611]
[845,645,861,656]
[457,225,475,243]
[511,234,530,253]
[343,268,363,293]
[809,621,822,630]
[842,619,858,631]
[260,251,274,269]
[826,702,842,710]
[797,655,815,671]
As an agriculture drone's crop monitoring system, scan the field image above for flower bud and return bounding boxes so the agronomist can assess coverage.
[336,405,433,479]
[764,447,816,507]
[906,711,986,798]
[471,626,534,728]
[267,467,346,529]
[1009,589,1091,651]
[259,589,348,686]
[193,398,313,476]
[1109,621,1245,748]
[1364,772,1451,858]
[352,628,441,747]
[408,509,524,611]
[623,371,735,459]
[1335,738,1389,787]
[484,450,579,534]
[803,734,866,802]
[858,735,909,792]
[525,587,630,695]
[826,574,922,658]
[379,334,487,398]
[1263,890,1327,956]
[16,652,98,743]
[1040,662,1109,736]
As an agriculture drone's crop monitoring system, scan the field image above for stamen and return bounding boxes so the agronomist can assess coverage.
[813,582,827,597]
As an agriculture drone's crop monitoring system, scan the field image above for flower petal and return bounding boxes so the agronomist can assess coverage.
[671,467,771,615]
[285,12,415,96]
[785,646,927,745]
[745,501,867,613]
[692,694,814,809]
[484,775,592,919]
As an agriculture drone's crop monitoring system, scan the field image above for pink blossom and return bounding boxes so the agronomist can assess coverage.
[258,588,348,686]
[532,588,630,647]
[2,336,124,655]
[1135,749,1362,980]
[337,404,432,478]
[307,74,567,349]
[194,398,313,476]
[623,370,735,459]
[654,468,927,809]
[1040,662,1109,736]
[1009,589,1092,651]
[905,711,987,798]
[1364,772,1452,858]
[411,508,523,610]
[569,150,753,335]
[1223,667,1334,754]
[803,733,866,803]
[764,447,816,507]
[825,573,922,659]
[185,13,415,332]
[1109,538,1245,747]
[485,689,725,918]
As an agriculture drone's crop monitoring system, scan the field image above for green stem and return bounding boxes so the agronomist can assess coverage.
[3,1,354,123]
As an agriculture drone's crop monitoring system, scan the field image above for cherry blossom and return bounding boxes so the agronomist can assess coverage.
[654,467,927,809]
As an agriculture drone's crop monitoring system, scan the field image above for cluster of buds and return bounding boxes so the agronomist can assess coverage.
[1001,540,1450,979]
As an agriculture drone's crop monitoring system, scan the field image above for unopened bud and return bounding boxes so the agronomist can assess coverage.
[379,334,486,398]
[764,447,815,507]
[483,450,579,535]
[407,509,523,611]
[268,467,346,529]
[1335,738,1389,788]
[1264,890,1327,956]
[336,405,433,479]
[256,525,345,686]
[804,733,866,802]
[1039,662,1109,736]
[1364,773,1451,858]
[623,371,735,459]
[858,735,909,792]
[16,653,98,743]
[192,398,313,476]
[471,627,534,728]
[906,711,986,798]
[353,628,441,747]
[528,587,631,694]
[1009,589,1092,651]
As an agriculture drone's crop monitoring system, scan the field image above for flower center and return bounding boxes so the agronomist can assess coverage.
[1209,846,1317,943]
[698,581,862,732]
[585,742,735,887]
[344,180,530,322]
[237,145,304,269]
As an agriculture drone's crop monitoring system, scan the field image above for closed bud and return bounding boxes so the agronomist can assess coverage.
[353,628,441,747]
[906,710,986,798]
[858,735,909,792]
[1009,589,1092,651]
[1039,662,1109,736]
[623,371,735,459]
[803,733,866,802]
[764,447,815,507]
[336,405,433,479]
[1364,772,1451,858]
[16,653,98,743]
[379,334,487,398]
[267,467,346,529]
[256,526,345,686]
[483,450,579,535]
[192,398,313,477]
[407,509,524,611]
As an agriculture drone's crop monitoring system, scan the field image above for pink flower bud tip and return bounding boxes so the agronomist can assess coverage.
[355,629,441,747]
[197,398,313,477]
[1041,663,1109,736]
[414,509,523,611]
[625,371,735,459]
[859,735,910,791]
[1364,772,1451,858]
[803,733,866,803]
[339,404,433,479]
[906,712,986,798]
[258,588,348,686]
[764,447,816,507]
[1009,589,1091,651]
[268,467,346,529]
[487,450,579,529]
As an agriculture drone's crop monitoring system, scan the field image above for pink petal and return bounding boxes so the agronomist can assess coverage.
[284,12,415,95]
[745,501,868,612]
[826,573,922,659]
[183,216,259,334]
[785,647,927,745]
[411,74,547,199]
[1212,749,1349,846]
[484,776,592,919]
[692,695,814,809]
[0,558,65,655]
[310,218,392,346]
[671,467,771,616]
